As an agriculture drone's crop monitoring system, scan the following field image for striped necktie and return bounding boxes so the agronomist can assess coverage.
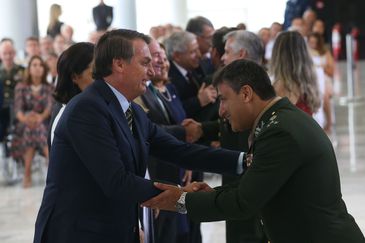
[125,106,133,133]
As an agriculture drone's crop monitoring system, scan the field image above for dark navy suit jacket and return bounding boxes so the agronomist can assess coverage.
[34,79,240,243]
[168,61,219,124]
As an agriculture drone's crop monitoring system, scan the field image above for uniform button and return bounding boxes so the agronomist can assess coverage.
[4,92,9,98]
[5,80,11,85]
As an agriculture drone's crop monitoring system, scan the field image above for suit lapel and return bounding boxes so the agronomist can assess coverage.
[142,88,169,124]
[131,103,148,176]
[94,79,139,171]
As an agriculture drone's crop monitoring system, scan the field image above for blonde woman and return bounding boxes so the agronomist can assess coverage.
[270,31,321,115]
[47,4,63,38]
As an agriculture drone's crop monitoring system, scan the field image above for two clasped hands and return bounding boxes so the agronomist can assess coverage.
[141,181,214,212]
[182,118,203,143]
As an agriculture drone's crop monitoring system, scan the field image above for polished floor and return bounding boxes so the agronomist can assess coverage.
[0,61,364,243]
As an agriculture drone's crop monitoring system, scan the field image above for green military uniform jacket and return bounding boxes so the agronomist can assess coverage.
[0,63,24,108]
[186,98,365,243]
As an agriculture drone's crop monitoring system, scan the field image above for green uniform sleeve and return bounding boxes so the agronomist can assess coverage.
[186,127,302,222]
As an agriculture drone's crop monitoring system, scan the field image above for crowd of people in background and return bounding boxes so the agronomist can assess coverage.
[0,2,339,243]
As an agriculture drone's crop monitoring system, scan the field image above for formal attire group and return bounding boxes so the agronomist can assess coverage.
[34,79,241,243]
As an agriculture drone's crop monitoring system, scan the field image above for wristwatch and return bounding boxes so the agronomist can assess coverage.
[175,192,187,214]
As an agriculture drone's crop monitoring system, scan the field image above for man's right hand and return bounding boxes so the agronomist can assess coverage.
[198,82,217,107]
[182,118,203,143]
[182,181,214,193]
[139,228,144,243]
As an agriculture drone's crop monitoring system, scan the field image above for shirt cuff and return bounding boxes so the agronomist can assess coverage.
[237,152,245,174]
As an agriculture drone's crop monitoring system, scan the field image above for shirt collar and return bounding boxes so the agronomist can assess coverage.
[105,81,130,113]
[173,61,188,80]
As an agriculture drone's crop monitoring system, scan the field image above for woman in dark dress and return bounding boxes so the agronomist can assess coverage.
[46,4,64,38]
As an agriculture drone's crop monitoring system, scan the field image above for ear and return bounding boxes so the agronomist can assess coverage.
[240,85,254,102]
[112,58,125,73]
[238,48,247,59]
[211,48,218,59]
[71,73,79,83]
[172,52,181,63]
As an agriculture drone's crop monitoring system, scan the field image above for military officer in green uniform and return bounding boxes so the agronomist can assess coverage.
[142,59,365,243]
[0,40,24,140]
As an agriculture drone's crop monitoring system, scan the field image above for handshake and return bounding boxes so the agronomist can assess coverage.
[141,181,214,212]
[181,118,203,143]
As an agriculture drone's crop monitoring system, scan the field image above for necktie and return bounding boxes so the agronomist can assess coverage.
[186,72,200,90]
[125,106,133,133]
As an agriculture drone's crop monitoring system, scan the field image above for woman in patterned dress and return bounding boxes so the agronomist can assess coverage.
[12,56,54,187]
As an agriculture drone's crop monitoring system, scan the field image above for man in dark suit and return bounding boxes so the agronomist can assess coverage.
[165,31,217,120]
[165,31,220,243]
[142,59,365,243]
[186,16,216,76]
[33,29,245,243]
[92,0,113,31]
[135,38,203,243]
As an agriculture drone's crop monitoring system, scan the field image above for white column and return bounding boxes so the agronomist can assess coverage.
[113,0,137,30]
[0,0,38,51]
[170,0,188,28]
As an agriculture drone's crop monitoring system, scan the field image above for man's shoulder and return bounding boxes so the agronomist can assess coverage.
[65,83,105,112]
[168,62,184,80]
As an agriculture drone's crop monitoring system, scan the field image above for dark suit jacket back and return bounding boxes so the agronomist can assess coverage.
[92,4,113,31]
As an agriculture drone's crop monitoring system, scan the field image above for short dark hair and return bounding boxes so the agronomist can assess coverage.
[0,37,14,44]
[213,59,275,100]
[54,42,94,104]
[212,27,237,57]
[93,29,151,79]
[186,16,214,36]
[26,36,39,43]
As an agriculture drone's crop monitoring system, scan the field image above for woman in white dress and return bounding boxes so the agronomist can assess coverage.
[308,32,335,134]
